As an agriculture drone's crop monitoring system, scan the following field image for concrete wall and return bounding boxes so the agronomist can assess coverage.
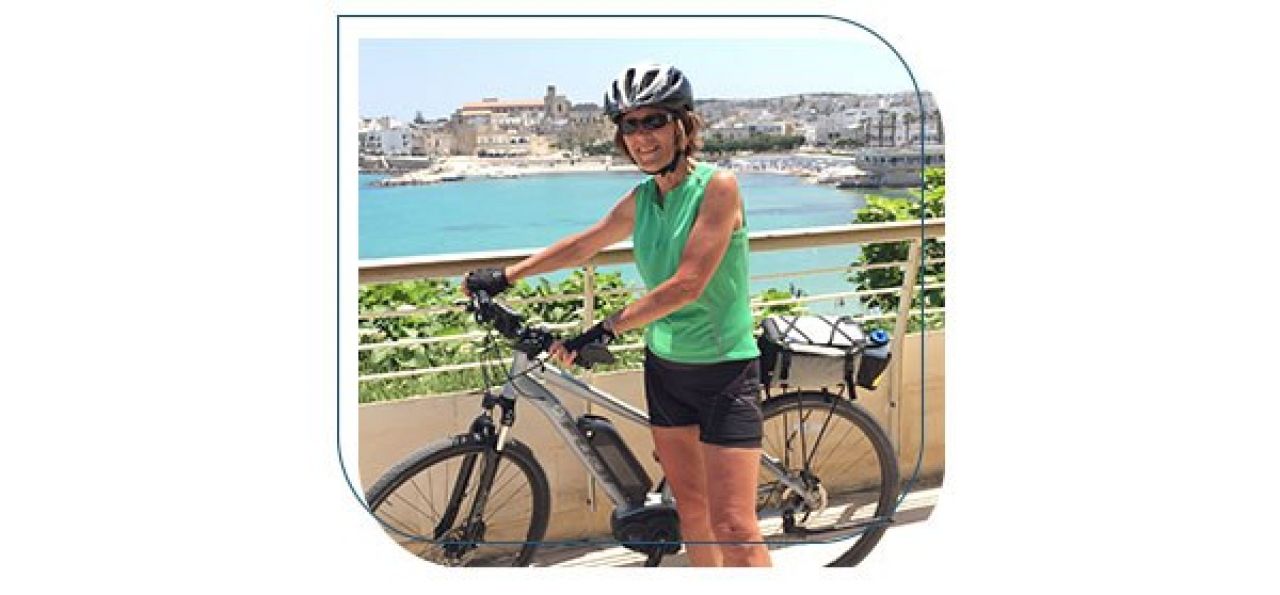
[358,331,944,541]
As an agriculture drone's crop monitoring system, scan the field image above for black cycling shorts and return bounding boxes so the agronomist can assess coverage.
[643,349,764,449]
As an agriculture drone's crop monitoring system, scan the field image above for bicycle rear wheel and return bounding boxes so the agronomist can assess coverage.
[757,391,899,567]
[365,434,551,567]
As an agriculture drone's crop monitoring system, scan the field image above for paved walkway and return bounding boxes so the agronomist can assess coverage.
[537,486,940,567]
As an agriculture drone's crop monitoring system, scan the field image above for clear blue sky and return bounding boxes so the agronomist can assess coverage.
[359,38,922,121]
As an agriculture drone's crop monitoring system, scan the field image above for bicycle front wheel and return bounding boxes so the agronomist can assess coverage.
[364,434,551,567]
[757,391,899,567]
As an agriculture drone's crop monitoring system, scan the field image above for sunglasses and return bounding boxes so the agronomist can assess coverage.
[618,112,675,135]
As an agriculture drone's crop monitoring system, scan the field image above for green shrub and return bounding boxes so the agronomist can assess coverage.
[359,271,805,402]
[848,167,946,333]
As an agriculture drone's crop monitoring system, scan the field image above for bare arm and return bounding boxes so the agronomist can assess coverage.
[505,190,636,283]
[609,171,743,333]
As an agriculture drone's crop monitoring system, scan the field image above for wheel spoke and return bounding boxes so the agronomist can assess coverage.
[384,491,439,530]
[488,482,529,518]
[485,462,522,506]
[797,405,811,472]
[802,402,840,465]
[378,504,426,537]
[417,470,442,521]
[812,423,861,471]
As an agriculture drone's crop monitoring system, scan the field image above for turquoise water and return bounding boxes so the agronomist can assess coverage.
[359,171,910,313]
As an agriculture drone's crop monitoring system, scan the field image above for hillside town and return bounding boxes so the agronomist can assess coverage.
[360,85,944,187]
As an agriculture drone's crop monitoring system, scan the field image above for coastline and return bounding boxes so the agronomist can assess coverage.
[364,147,941,188]
[371,156,638,187]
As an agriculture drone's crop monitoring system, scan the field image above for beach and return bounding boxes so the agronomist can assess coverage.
[372,155,639,187]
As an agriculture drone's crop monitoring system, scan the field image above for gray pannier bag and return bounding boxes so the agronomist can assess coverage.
[758,315,885,393]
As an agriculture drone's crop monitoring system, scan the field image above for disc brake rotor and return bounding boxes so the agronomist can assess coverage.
[423,524,482,566]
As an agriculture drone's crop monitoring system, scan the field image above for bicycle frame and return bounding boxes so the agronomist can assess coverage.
[497,352,807,510]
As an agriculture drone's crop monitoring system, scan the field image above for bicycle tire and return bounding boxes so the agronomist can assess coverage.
[365,434,551,567]
[758,391,899,567]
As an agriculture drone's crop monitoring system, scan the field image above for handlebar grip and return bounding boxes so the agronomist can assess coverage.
[574,343,617,369]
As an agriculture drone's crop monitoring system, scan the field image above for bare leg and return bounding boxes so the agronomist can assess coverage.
[703,444,772,567]
[652,425,722,567]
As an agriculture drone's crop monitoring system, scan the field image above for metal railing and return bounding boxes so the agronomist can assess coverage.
[359,219,940,283]
[358,218,945,449]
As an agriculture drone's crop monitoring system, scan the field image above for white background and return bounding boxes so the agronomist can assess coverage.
[3,0,1278,592]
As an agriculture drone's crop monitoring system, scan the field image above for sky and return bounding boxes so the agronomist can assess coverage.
[359,38,924,121]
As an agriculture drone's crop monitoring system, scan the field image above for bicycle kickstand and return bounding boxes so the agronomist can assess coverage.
[644,550,664,567]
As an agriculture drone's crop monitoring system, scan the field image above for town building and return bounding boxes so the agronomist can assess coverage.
[853,145,946,185]
[360,90,942,159]
[411,125,455,156]
[474,130,553,157]
[453,85,572,125]
[708,119,798,142]
[359,116,413,156]
[444,85,581,157]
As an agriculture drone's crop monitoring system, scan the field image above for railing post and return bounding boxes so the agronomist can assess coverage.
[582,263,596,330]
[581,263,598,511]
[887,239,923,458]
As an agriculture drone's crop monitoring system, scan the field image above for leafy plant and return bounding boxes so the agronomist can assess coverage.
[753,286,806,324]
[358,271,811,402]
[703,134,807,155]
[848,166,946,333]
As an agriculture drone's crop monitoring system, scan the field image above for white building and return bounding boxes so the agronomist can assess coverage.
[359,117,414,156]
[746,121,795,137]
[811,114,865,145]
[708,122,751,142]
[708,119,796,142]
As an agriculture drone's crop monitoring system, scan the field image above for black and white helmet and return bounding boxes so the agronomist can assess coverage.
[602,63,693,122]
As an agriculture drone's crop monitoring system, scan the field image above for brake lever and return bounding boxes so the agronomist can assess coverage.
[467,289,492,321]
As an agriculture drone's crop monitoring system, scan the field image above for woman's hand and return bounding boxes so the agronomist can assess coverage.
[547,340,578,367]
[462,267,511,297]
[549,320,617,368]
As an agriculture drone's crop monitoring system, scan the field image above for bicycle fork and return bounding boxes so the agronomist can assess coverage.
[435,396,516,554]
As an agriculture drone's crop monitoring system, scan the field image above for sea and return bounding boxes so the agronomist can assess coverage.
[359,171,913,314]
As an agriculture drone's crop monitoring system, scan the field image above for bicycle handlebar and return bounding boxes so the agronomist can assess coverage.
[466,291,616,369]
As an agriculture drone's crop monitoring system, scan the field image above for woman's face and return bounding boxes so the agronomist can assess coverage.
[619,106,679,171]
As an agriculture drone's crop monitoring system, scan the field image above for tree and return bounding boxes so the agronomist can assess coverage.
[702,134,806,155]
[847,167,945,332]
[413,111,428,125]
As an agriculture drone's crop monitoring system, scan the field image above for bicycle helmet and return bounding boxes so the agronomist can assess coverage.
[602,63,693,122]
[604,63,695,175]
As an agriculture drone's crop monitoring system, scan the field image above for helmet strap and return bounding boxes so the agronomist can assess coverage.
[650,149,685,176]
[644,115,688,176]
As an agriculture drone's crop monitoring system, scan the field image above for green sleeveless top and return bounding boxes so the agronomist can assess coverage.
[632,162,760,363]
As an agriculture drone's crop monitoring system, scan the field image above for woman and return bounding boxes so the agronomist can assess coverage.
[464,63,770,567]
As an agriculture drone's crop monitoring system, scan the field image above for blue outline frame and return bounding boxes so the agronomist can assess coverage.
[337,12,935,555]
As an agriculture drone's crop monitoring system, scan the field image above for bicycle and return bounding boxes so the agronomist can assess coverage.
[363,291,900,567]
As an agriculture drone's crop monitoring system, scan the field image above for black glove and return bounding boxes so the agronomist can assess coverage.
[464,267,511,296]
[562,320,617,355]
